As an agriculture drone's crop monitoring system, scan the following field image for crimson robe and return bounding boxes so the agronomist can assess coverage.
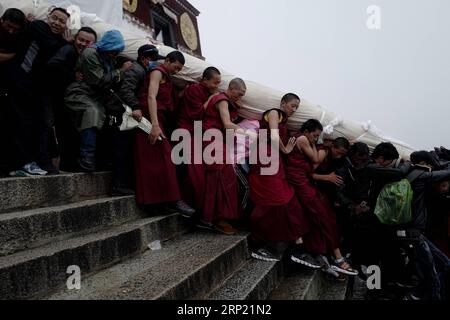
[285,135,340,254]
[134,65,180,205]
[249,109,310,242]
[177,83,210,210]
[202,93,239,223]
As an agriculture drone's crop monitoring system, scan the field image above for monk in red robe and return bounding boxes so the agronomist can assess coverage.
[134,51,194,216]
[177,67,222,211]
[197,78,248,235]
[249,94,318,265]
[286,119,358,276]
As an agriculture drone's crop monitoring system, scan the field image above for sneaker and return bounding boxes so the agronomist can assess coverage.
[22,162,47,176]
[214,220,238,235]
[331,258,359,276]
[78,156,95,172]
[9,170,31,177]
[171,200,195,218]
[403,292,421,301]
[196,219,214,231]
[291,251,322,269]
[316,255,340,278]
[251,248,280,262]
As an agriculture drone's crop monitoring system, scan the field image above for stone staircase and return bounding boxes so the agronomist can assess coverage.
[0,172,350,300]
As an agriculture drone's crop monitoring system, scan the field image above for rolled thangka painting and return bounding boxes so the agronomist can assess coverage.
[2,0,416,158]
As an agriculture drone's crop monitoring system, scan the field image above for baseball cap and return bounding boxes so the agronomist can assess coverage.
[138,44,165,60]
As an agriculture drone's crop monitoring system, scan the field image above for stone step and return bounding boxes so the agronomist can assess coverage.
[0,172,112,213]
[205,258,283,300]
[0,214,189,300]
[269,264,350,300]
[318,274,349,300]
[0,196,145,257]
[48,232,249,300]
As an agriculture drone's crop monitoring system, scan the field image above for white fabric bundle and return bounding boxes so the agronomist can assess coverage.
[2,0,416,157]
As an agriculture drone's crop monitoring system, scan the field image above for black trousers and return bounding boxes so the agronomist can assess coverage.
[0,67,36,171]
[112,126,136,189]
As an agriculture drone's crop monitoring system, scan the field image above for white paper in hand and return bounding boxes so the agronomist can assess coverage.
[120,105,162,140]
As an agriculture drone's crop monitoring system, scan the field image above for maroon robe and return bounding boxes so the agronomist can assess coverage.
[202,93,239,223]
[285,135,340,254]
[177,83,210,132]
[134,65,180,205]
[177,83,210,210]
[249,109,310,243]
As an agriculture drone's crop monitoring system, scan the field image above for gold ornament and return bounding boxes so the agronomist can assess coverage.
[123,0,138,13]
[180,12,198,51]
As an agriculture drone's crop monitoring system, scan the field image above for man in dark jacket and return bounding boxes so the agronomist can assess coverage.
[65,30,132,172]
[6,7,69,177]
[406,151,450,300]
[0,8,27,175]
[335,142,371,257]
[0,8,27,63]
[47,27,97,91]
[337,142,411,292]
[44,27,97,172]
[109,44,165,195]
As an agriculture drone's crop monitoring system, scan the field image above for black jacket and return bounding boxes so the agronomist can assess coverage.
[336,158,372,211]
[409,166,450,230]
[19,20,67,80]
[336,159,411,211]
[117,61,146,111]
[46,43,79,91]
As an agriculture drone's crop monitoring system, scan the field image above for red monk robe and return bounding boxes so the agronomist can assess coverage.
[249,109,310,242]
[285,135,340,254]
[202,92,240,224]
[134,65,181,205]
[177,83,210,210]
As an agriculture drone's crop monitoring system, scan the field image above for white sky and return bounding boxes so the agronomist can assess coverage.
[189,0,450,150]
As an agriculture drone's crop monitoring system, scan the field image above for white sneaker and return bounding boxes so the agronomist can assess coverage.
[331,258,359,276]
[251,248,280,262]
[22,162,47,176]
[9,170,31,177]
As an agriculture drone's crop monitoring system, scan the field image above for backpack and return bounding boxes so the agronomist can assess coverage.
[374,169,423,226]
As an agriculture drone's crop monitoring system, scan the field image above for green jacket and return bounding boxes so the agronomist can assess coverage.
[65,48,124,131]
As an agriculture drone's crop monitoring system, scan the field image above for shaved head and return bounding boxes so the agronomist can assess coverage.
[229,78,246,90]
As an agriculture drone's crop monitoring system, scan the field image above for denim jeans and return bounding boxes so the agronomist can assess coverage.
[415,234,450,300]
[80,128,97,158]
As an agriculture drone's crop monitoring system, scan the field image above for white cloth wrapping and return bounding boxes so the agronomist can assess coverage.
[119,105,162,141]
[119,105,152,134]
[2,0,417,157]
[48,0,123,26]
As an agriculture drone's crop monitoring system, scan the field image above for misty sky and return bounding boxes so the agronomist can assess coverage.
[189,0,449,150]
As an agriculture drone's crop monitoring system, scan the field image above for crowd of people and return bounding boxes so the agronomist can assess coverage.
[0,7,449,300]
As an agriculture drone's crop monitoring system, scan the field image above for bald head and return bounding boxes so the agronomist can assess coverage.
[229,78,246,90]
[227,78,247,103]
